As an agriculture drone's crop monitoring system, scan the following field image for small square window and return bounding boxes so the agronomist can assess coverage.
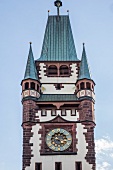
[56,83,61,90]
[75,162,82,170]
[35,163,42,170]
[55,162,62,170]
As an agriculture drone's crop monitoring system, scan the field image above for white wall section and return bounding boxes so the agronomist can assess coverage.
[25,123,93,170]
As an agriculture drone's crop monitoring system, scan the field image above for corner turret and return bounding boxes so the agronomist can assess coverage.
[76,43,95,100]
[21,43,40,100]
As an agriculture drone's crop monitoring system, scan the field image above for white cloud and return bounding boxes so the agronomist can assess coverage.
[97,162,111,170]
[95,136,113,170]
[95,136,113,154]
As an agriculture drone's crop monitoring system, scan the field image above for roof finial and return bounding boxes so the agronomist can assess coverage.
[54,0,62,16]
[29,42,32,45]
[67,10,69,15]
[48,10,50,16]
[83,42,85,47]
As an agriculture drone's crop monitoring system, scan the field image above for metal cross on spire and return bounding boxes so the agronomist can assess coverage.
[54,0,62,16]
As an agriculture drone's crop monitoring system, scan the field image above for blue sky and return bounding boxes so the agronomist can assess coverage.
[0,0,113,169]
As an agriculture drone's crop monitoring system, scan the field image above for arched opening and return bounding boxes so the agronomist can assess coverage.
[31,82,35,90]
[25,82,29,90]
[86,82,91,90]
[92,85,94,91]
[59,65,69,76]
[80,82,84,90]
[48,65,58,76]
[37,84,39,92]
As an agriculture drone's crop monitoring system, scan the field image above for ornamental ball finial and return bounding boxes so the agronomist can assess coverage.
[54,0,62,8]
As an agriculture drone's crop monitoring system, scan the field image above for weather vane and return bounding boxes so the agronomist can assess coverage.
[54,0,62,16]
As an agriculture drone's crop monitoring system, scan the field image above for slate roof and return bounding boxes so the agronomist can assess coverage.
[78,44,91,80]
[37,15,79,61]
[24,44,38,80]
[37,94,78,102]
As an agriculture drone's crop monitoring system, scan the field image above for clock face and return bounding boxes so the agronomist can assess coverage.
[46,128,72,152]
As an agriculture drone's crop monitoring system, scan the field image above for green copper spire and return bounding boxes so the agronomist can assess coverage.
[24,43,38,80]
[78,43,91,80]
[38,15,79,61]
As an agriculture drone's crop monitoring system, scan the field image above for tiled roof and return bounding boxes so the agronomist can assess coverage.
[37,94,78,102]
[78,44,91,80]
[38,15,79,61]
[24,44,38,80]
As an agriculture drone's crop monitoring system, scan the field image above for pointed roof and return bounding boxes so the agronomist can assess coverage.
[78,43,91,80]
[24,43,38,80]
[37,15,79,61]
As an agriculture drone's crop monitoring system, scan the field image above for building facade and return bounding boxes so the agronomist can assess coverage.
[21,1,96,170]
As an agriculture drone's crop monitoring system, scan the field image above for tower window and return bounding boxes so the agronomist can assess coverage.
[80,82,84,90]
[37,84,39,91]
[75,162,82,170]
[25,82,29,90]
[59,65,69,76]
[92,85,94,91]
[35,163,42,170]
[31,82,35,90]
[48,65,58,76]
[86,82,91,90]
[56,83,61,90]
[55,162,62,170]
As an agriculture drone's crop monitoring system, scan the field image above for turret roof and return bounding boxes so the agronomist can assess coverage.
[78,44,91,80]
[24,43,38,80]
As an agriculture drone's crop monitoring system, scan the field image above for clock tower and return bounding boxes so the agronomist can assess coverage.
[21,1,96,170]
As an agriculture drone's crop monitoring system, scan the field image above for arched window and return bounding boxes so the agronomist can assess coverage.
[92,85,94,91]
[25,82,29,90]
[48,65,57,76]
[80,82,84,90]
[86,82,91,90]
[59,65,69,75]
[31,82,35,90]
[37,84,39,91]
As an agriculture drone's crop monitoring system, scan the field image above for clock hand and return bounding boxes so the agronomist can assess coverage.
[55,137,61,141]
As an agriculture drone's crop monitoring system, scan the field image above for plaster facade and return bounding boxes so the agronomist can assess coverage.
[25,122,93,170]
